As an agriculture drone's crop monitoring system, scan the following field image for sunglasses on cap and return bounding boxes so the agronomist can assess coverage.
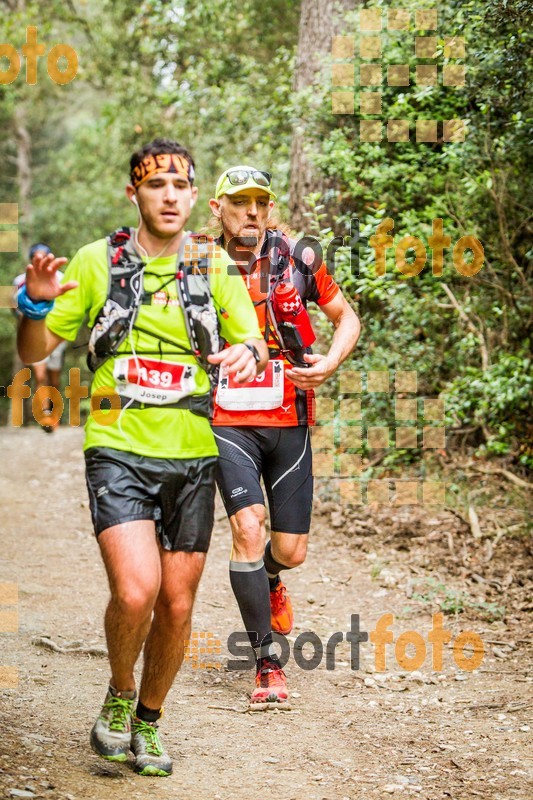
[225,168,272,187]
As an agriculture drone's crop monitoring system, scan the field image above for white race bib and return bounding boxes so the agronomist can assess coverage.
[114,357,198,406]
[217,359,284,411]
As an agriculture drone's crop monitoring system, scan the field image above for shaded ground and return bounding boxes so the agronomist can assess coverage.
[0,427,531,800]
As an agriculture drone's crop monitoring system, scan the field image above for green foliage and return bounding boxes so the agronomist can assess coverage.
[0,0,530,470]
[446,354,533,466]
[370,559,386,580]
[412,577,506,619]
[311,0,532,466]
[0,0,300,402]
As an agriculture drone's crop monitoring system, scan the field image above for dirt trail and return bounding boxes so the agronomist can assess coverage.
[0,428,531,800]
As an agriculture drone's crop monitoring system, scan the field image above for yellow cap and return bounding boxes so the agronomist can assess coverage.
[215,165,276,199]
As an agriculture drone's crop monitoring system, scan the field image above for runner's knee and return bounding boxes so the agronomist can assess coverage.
[231,507,266,557]
[272,536,308,569]
[278,550,306,569]
[154,593,193,628]
[113,581,159,618]
[284,552,306,568]
[232,507,265,540]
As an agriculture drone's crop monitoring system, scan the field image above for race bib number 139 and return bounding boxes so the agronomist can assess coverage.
[114,357,197,406]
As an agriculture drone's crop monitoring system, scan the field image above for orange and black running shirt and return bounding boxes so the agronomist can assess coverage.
[212,229,340,427]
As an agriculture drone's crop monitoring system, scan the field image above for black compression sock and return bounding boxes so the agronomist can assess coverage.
[229,558,273,658]
[135,701,162,723]
[264,541,288,588]
[257,653,282,671]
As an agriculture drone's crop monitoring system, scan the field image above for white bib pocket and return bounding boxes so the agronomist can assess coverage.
[217,359,284,411]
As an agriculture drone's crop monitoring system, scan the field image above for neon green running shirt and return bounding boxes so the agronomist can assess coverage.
[46,237,261,458]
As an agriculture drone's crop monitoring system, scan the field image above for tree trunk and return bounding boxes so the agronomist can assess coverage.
[12,102,33,426]
[12,104,32,256]
[289,0,355,231]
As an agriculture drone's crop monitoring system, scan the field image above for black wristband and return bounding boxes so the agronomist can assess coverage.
[244,343,261,364]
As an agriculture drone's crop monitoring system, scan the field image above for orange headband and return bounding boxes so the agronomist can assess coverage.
[131,153,195,188]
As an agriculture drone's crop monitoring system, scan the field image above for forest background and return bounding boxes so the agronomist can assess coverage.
[0,0,531,484]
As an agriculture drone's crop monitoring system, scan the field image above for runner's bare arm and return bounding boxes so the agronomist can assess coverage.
[18,319,65,364]
[17,253,76,363]
[286,292,360,389]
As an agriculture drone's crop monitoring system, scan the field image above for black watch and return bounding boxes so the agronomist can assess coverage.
[244,343,261,364]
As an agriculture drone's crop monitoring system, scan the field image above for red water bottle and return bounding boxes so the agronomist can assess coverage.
[272,282,316,347]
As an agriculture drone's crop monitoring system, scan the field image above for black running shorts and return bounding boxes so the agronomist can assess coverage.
[213,426,313,534]
[84,447,217,552]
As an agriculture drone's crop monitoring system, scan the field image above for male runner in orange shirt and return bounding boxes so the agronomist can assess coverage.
[209,166,360,705]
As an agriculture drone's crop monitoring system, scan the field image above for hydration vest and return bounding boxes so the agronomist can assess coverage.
[216,227,313,367]
[263,228,314,367]
[87,227,221,417]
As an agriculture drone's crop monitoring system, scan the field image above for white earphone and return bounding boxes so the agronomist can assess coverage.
[190,198,196,208]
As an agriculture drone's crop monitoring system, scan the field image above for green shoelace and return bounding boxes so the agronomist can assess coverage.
[102,697,133,732]
[134,720,163,755]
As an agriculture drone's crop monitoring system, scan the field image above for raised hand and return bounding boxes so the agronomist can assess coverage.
[25,252,77,302]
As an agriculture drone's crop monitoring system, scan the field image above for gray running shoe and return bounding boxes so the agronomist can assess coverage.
[90,690,135,762]
[131,718,173,776]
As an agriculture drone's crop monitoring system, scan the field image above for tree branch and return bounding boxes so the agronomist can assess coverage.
[441,283,490,370]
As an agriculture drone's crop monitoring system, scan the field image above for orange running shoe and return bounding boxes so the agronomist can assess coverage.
[250,658,289,705]
[270,580,294,635]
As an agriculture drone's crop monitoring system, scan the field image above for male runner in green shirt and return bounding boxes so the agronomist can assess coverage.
[17,139,267,776]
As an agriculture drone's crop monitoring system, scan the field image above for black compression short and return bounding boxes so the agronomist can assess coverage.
[213,426,313,534]
[84,446,216,552]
